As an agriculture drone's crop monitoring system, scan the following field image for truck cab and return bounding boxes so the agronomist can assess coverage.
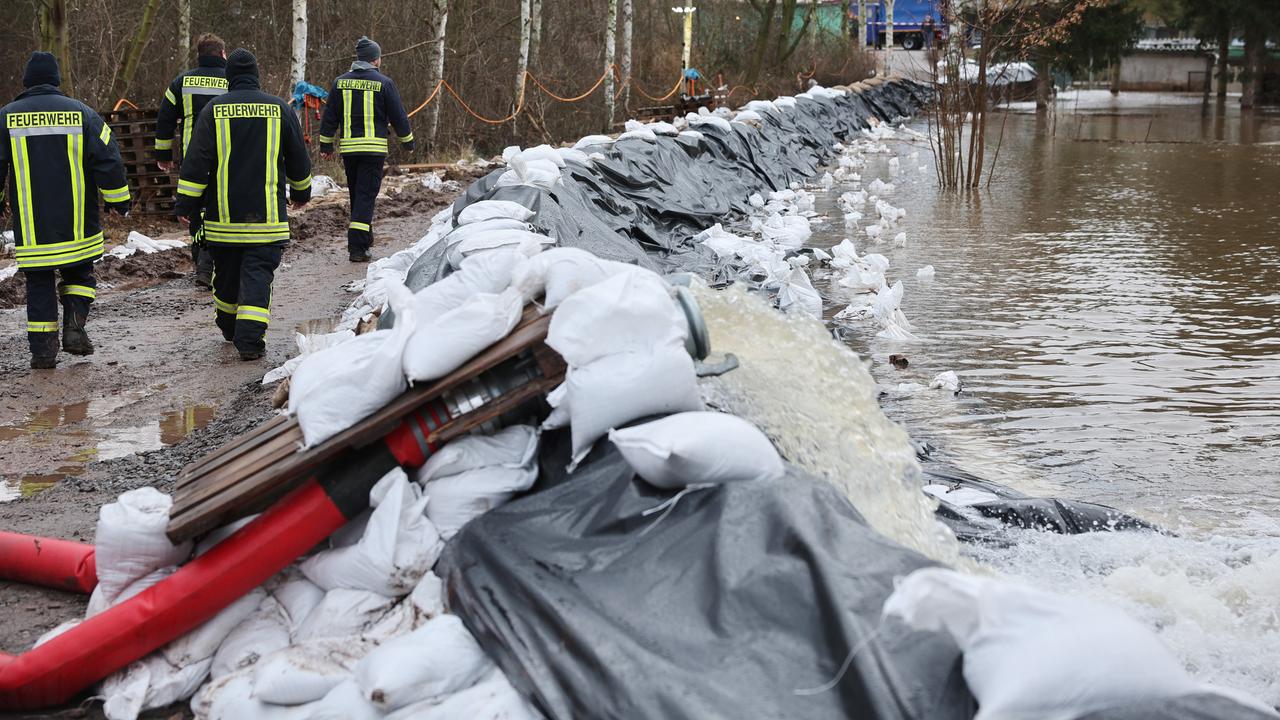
[853,0,943,51]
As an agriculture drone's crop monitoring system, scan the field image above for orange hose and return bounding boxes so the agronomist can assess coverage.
[111,98,139,112]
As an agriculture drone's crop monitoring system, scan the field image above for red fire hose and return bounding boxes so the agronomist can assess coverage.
[0,414,437,710]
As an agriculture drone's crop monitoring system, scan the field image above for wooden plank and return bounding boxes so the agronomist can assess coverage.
[176,414,294,485]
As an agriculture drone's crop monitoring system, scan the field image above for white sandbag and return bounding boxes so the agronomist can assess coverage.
[293,589,400,643]
[916,264,936,280]
[195,516,257,556]
[386,672,539,720]
[494,155,560,190]
[194,669,297,720]
[271,576,326,633]
[573,134,614,149]
[86,566,176,618]
[410,572,446,625]
[511,144,566,168]
[103,654,213,720]
[758,213,811,249]
[290,283,415,447]
[363,597,418,642]
[931,370,961,393]
[546,269,685,366]
[164,588,266,668]
[563,347,703,465]
[94,488,192,604]
[776,259,822,319]
[34,619,79,648]
[354,614,494,712]
[509,246,643,308]
[301,469,442,596]
[608,411,784,489]
[415,426,539,538]
[442,218,531,248]
[457,200,535,226]
[403,288,524,383]
[883,568,1202,720]
[301,680,383,720]
[252,637,376,706]
[417,425,539,481]
[211,595,292,679]
[449,230,554,269]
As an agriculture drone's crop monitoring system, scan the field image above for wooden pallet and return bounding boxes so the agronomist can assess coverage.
[167,307,565,543]
[103,107,177,217]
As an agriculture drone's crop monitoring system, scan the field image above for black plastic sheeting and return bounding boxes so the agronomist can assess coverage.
[438,429,976,720]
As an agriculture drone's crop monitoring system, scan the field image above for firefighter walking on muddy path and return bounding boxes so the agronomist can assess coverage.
[318,36,414,263]
[175,48,312,361]
[0,52,132,370]
[155,33,229,289]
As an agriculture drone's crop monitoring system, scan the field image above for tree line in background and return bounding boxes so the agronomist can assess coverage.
[4,0,870,157]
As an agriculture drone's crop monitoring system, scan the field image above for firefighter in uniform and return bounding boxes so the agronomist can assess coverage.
[155,33,228,288]
[175,48,311,361]
[0,52,131,369]
[318,36,414,263]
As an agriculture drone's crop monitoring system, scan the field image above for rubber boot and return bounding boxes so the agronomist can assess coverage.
[193,244,214,288]
[62,310,94,356]
[31,332,58,369]
[30,355,58,369]
[349,249,372,263]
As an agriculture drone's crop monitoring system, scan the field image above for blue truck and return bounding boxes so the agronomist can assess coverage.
[852,0,944,51]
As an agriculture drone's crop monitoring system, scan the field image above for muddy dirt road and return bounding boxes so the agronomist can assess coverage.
[0,171,468,668]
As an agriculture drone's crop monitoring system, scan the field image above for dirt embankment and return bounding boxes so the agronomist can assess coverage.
[0,170,480,691]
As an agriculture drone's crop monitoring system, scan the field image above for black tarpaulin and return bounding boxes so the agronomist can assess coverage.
[437,431,976,720]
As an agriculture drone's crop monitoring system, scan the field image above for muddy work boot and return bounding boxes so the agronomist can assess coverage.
[61,312,94,356]
[349,249,372,263]
[30,355,57,369]
[238,349,265,361]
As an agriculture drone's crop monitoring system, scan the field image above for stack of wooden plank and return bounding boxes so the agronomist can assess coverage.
[102,107,176,217]
[167,307,565,543]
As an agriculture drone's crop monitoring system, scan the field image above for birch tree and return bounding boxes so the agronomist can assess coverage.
[529,0,543,69]
[516,0,532,111]
[841,0,850,40]
[620,0,633,112]
[290,0,307,92]
[177,0,191,66]
[604,0,618,130]
[885,0,896,49]
[426,0,449,146]
[857,0,868,48]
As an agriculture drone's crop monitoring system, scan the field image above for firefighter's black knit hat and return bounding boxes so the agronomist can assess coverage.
[356,36,381,62]
[225,48,259,82]
[22,52,61,88]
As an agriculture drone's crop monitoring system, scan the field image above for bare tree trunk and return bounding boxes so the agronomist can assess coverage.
[516,0,532,112]
[426,0,449,147]
[1241,25,1262,108]
[1034,57,1051,111]
[1215,23,1230,100]
[857,0,867,49]
[885,0,895,50]
[290,0,307,92]
[841,0,850,40]
[604,0,618,130]
[529,0,543,69]
[1109,59,1121,95]
[38,0,74,95]
[111,0,161,101]
[748,1,778,83]
[620,0,633,112]
[177,0,191,66]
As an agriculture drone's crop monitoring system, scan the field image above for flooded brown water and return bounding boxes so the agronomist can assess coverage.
[821,93,1280,532]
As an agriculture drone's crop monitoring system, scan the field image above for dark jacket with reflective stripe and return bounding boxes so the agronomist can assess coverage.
[0,86,131,270]
[174,75,312,246]
[318,67,414,155]
[155,54,228,162]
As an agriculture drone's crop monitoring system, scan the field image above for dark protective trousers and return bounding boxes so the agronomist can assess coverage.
[207,244,283,354]
[24,261,96,357]
[343,154,385,253]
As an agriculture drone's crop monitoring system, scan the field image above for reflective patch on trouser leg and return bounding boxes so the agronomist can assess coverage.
[24,269,59,357]
[232,244,283,354]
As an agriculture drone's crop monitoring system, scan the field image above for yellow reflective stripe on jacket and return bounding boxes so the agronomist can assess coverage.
[339,137,388,153]
[67,134,85,243]
[362,90,374,139]
[155,137,173,150]
[99,124,112,145]
[12,136,37,246]
[213,294,237,314]
[14,233,104,257]
[350,221,371,232]
[399,133,414,143]
[177,179,206,197]
[215,117,231,220]
[264,116,280,224]
[342,89,353,140]
[235,305,271,324]
[182,92,194,154]
[27,321,59,333]
[288,175,312,191]
[100,185,131,203]
[317,134,334,144]
[15,235,104,269]
[202,220,289,244]
[60,284,96,300]
[164,88,177,105]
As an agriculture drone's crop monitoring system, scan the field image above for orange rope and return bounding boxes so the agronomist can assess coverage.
[527,66,616,103]
[440,79,526,125]
[406,80,445,118]
[631,74,685,103]
[727,85,758,99]
[112,98,139,112]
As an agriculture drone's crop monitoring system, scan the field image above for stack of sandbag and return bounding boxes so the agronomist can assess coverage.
[411,424,540,539]
[495,145,564,191]
[544,267,704,467]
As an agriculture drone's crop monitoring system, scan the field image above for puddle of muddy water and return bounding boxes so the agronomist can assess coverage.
[0,402,216,502]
